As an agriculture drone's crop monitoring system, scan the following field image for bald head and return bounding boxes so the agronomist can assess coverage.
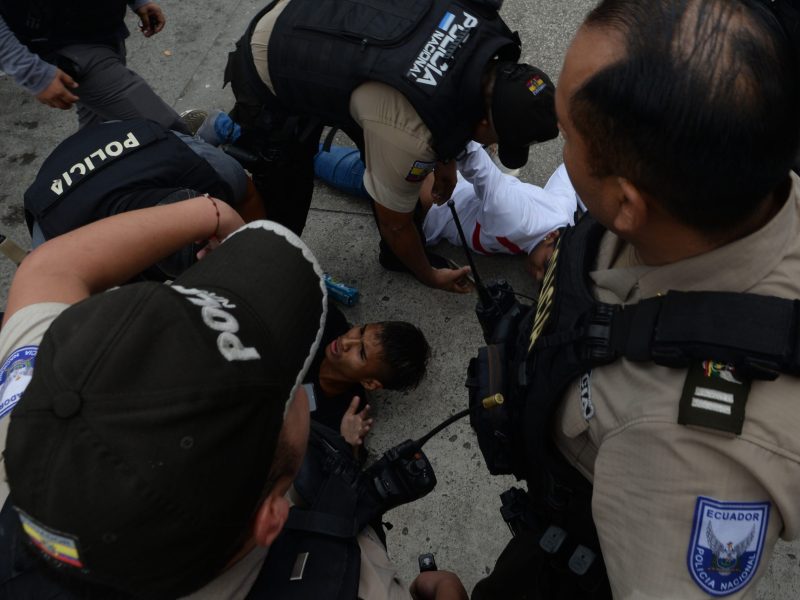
[563,0,799,233]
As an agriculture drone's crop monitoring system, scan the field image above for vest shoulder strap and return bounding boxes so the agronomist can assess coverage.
[585,292,800,380]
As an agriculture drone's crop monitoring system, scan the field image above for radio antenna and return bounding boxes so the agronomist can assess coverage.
[447,199,495,308]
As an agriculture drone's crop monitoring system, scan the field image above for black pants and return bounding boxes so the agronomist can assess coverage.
[226,37,322,237]
[472,529,612,600]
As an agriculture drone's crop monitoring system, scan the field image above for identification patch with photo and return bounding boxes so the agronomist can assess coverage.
[687,496,769,596]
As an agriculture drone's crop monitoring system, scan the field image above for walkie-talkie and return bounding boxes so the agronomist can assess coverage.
[447,200,520,344]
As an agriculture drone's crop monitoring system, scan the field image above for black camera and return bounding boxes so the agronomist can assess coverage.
[294,423,438,531]
[366,439,436,507]
[356,439,437,528]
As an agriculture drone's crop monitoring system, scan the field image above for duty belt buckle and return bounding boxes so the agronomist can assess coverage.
[582,304,616,364]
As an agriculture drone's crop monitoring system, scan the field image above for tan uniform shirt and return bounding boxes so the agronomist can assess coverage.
[553,174,800,598]
[250,0,438,214]
[0,302,70,508]
[182,525,410,600]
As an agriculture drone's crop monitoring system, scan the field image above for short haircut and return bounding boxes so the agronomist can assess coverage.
[571,0,800,232]
[375,322,430,392]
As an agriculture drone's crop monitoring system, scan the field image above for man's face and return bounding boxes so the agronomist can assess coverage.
[556,25,625,230]
[323,324,387,386]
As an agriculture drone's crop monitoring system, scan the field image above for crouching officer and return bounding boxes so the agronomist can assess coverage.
[0,203,468,599]
[468,1,800,598]
[224,0,558,293]
[23,118,265,279]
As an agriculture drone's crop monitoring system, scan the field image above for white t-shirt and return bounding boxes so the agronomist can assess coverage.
[423,141,579,254]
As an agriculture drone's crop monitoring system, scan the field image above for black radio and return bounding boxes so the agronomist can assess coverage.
[444,200,533,477]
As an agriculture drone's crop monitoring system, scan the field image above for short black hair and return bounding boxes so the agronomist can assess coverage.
[375,322,430,392]
[571,0,800,232]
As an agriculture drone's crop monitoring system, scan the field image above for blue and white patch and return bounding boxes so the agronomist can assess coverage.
[438,12,456,31]
[687,496,769,596]
[405,7,479,93]
[0,346,37,420]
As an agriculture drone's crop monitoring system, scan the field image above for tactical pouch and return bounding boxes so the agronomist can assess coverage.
[246,512,361,600]
[468,343,522,476]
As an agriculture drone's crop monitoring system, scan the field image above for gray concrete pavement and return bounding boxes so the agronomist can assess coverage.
[0,0,798,597]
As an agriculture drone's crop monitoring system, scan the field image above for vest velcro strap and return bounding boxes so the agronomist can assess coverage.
[610,297,662,362]
[607,292,800,380]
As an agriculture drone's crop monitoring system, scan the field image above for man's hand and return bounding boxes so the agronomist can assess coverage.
[525,229,560,281]
[410,571,468,600]
[36,68,79,109]
[135,2,166,37]
[340,396,373,446]
[431,266,473,294]
[374,203,472,294]
[430,160,457,205]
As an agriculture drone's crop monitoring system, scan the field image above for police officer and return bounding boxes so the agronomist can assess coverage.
[224,0,558,293]
[0,0,187,132]
[23,117,265,280]
[0,201,470,599]
[470,0,800,598]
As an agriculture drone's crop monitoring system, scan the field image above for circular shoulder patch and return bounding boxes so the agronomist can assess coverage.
[0,345,37,420]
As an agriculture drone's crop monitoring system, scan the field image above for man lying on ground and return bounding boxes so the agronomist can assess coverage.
[305,303,430,434]
[315,140,582,281]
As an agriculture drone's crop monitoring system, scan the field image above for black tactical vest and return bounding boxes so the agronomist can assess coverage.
[0,0,127,54]
[24,119,235,240]
[520,213,800,487]
[258,0,520,160]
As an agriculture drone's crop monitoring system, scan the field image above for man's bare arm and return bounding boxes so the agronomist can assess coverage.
[374,202,471,293]
[4,196,244,324]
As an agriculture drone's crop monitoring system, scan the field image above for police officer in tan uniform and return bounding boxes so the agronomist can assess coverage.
[225,0,558,293]
[471,0,800,598]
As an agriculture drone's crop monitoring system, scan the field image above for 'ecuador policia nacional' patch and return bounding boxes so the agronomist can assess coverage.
[687,496,769,596]
[405,8,479,93]
[678,360,751,435]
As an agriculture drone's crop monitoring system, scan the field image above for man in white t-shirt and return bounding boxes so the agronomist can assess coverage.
[315,141,583,281]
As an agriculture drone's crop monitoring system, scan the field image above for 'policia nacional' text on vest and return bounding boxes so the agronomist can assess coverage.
[265,0,521,160]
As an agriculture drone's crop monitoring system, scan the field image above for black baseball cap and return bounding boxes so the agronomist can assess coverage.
[492,62,559,169]
[4,221,327,597]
